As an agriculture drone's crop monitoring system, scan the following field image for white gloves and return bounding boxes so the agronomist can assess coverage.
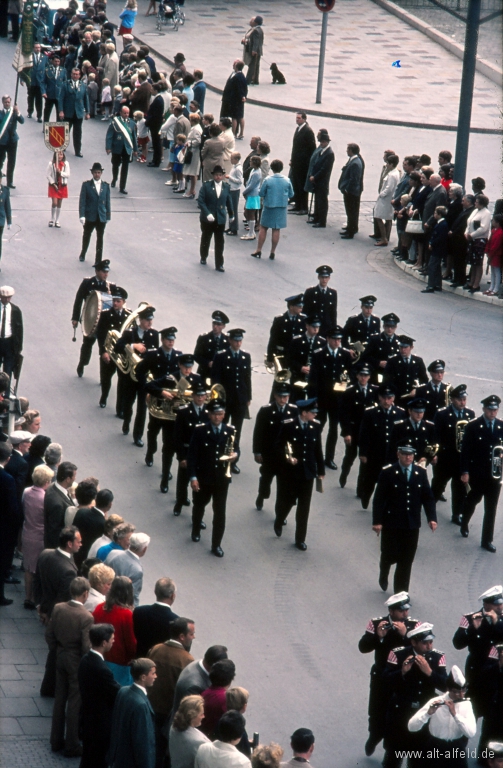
[80,217,85,225]
[206,214,215,223]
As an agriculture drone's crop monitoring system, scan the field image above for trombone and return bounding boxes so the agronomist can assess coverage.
[492,445,503,482]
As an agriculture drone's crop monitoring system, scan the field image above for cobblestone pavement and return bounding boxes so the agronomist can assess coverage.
[108,0,502,130]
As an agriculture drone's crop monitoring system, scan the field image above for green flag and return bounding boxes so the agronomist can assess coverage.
[12,1,35,86]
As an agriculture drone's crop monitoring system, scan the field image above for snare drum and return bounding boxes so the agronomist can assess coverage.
[82,291,114,337]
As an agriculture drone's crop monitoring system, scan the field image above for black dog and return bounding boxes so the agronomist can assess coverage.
[270,63,286,84]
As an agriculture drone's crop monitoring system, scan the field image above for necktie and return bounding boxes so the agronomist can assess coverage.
[403,467,409,481]
[0,306,5,338]
[303,422,307,431]
[213,426,220,435]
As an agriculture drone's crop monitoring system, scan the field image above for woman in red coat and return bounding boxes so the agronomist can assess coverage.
[484,213,503,295]
[93,576,137,684]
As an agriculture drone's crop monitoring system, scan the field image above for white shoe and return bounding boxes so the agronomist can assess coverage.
[165,180,175,185]
[48,220,54,227]
[240,234,256,240]
[55,222,61,228]
[101,116,108,121]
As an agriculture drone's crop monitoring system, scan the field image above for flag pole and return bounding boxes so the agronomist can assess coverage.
[14,73,20,105]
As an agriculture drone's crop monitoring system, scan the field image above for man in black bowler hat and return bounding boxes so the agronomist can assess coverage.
[78,163,111,263]
[197,165,234,272]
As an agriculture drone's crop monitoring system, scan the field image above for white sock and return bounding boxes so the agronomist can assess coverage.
[248,220,255,236]
[51,205,56,221]
[54,207,60,223]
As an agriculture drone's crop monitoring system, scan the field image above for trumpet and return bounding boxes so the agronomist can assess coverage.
[333,371,349,393]
[456,420,468,452]
[220,432,236,478]
[492,445,503,482]
[264,354,291,383]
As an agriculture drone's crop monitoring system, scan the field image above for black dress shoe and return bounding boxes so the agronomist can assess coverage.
[76,364,84,377]
[273,521,282,537]
[24,599,36,610]
[122,424,130,435]
[79,255,85,261]
[183,498,191,506]
[339,473,348,488]
[75,152,83,157]
[200,259,207,265]
[147,162,160,167]
[63,747,83,758]
[200,521,206,530]
[295,542,307,551]
[191,532,200,542]
[99,400,107,408]
[8,184,16,189]
[216,266,225,272]
[421,287,435,293]
[364,736,380,756]
[134,438,144,447]
[231,464,240,474]
[145,454,153,467]
[340,233,354,239]
[255,495,264,510]
[212,546,224,557]
[111,181,116,188]
[120,189,128,194]
[312,223,326,228]
[295,209,308,215]
[160,484,169,494]
[460,527,469,538]
[169,472,173,481]
[0,597,13,606]
[3,575,20,584]
[482,542,496,553]
[379,576,388,591]
[325,459,337,470]
[439,494,447,502]
[173,505,181,516]
[116,411,124,419]
[451,515,462,525]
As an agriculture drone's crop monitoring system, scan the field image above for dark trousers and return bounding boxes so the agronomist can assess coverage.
[122,379,147,440]
[367,664,389,744]
[0,225,3,261]
[427,251,443,289]
[200,220,225,268]
[0,3,8,36]
[246,55,261,84]
[78,335,96,369]
[290,166,309,210]
[380,528,419,592]
[223,405,246,452]
[257,460,279,502]
[146,416,175,484]
[111,148,131,190]
[461,478,500,545]
[99,358,126,414]
[451,241,467,284]
[313,188,329,226]
[276,471,314,544]
[0,142,18,186]
[229,190,240,232]
[318,406,339,461]
[343,191,361,235]
[66,115,83,154]
[359,460,384,509]
[27,85,42,118]
[192,480,230,548]
[153,712,168,768]
[175,462,190,506]
[40,647,57,697]
[80,220,106,262]
[0,337,15,375]
[43,97,59,123]
[8,11,19,39]
[431,459,467,518]
[51,653,81,752]
[340,440,364,495]
[150,127,162,166]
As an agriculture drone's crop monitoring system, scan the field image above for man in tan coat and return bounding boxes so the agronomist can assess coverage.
[148,617,195,766]
[46,576,94,757]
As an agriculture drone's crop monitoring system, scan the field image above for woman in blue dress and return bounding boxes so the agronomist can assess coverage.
[251,159,293,260]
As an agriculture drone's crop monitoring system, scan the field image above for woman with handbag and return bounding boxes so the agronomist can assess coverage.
[182,114,203,199]
[46,150,70,228]
[464,194,492,293]
[373,153,400,247]
[406,168,433,272]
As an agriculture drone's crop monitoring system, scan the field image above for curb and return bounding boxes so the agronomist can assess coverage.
[131,34,502,136]
[369,0,503,87]
[393,255,503,306]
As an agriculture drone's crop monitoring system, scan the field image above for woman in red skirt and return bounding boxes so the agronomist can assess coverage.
[118,0,138,46]
[46,150,70,228]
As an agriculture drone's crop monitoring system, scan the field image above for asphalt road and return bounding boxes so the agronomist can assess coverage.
[1,37,502,767]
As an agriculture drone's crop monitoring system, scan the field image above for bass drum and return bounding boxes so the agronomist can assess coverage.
[82,291,114,337]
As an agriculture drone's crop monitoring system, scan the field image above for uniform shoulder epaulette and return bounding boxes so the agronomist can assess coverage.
[372,616,385,622]
[382,463,392,470]
[283,418,294,424]
[365,404,377,411]
[313,418,320,424]
[215,349,227,356]
[348,314,358,319]
[393,646,406,652]
[195,423,206,429]
[177,404,189,411]
[395,419,406,426]
[289,403,298,409]
[313,347,323,355]
[292,334,302,341]
[227,424,236,432]
[345,384,356,392]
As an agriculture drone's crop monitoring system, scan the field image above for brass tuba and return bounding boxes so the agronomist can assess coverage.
[456,420,468,452]
[492,445,503,481]
[350,340,366,365]
[264,354,291,383]
[417,443,439,468]
[206,383,226,402]
[146,376,193,421]
[444,383,452,407]
[107,301,153,377]
[333,371,349,393]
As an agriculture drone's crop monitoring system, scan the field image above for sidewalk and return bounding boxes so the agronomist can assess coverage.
[108,0,502,131]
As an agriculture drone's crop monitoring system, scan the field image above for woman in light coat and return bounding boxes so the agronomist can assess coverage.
[169,695,210,768]
[464,193,492,293]
[251,159,294,261]
[103,43,120,91]
[201,124,226,182]
[183,114,203,198]
[374,153,401,246]
[219,117,235,174]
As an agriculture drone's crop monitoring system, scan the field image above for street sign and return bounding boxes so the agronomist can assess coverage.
[315,0,336,11]
[44,122,70,152]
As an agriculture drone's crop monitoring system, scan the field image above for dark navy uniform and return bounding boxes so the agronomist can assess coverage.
[135,346,182,383]
[453,610,503,717]
[72,276,118,372]
[460,415,503,547]
[342,313,380,347]
[95,305,131,414]
[373,462,436,591]
[384,353,428,399]
[363,332,401,384]
[432,404,475,519]
[193,331,229,384]
[275,417,324,545]
[339,383,379,489]
[359,616,420,748]
[358,404,406,509]
[287,333,326,396]
[383,645,447,766]
[211,349,252,451]
[115,327,159,441]
[174,402,209,512]
[387,417,437,465]
[302,285,337,337]
[307,344,352,462]
[187,422,238,549]
[266,311,306,363]
[252,401,298,507]
[414,381,449,422]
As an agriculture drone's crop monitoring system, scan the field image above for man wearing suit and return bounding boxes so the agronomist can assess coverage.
[95,286,131,412]
[133,577,179,657]
[45,577,93,756]
[211,328,251,462]
[106,105,138,194]
[27,43,46,122]
[288,112,316,215]
[302,265,337,338]
[242,16,264,85]
[449,194,474,287]
[78,623,121,768]
[4,430,30,505]
[387,397,437,466]
[421,173,448,232]
[171,644,228,719]
[220,60,248,138]
[109,532,150,606]
[0,284,23,376]
[304,129,334,228]
[42,53,67,123]
[145,85,164,169]
[383,334,428,400]
[72,260,117,377]
[73,497,106,566]
[422,206,449,293]
[460,394,503,552]
[338,142,365,239]
[173,385,210,514]
[197,165,234,272]
[372,445,437,592]
[44,462,77,549]
[339,364,379,490]
[58,68,90,157]
[108,658,157,768]
[0,95,24,189]
[0,442,20,606]
[78,163,111,263]
[35,527,81,697]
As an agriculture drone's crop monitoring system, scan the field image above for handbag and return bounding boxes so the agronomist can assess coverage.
[405,219,424,234]
[183,148,193,165]
[177,149,186,165]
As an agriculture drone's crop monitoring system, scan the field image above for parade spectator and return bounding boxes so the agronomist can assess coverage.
[338,142,365,239]
[84,562,115,611]
[200,659,236,739]
[226,152,243,235]
[373,153,400,247]
[465,194,492,293]
[92,575,137,684]
[22,465,54,609]
[193,70,207,113]
[170,695,211,768]
[252,160,293,260]
[108,531,150,606]
[241,155,261,242]
[118,0,138,43]
[88,513,125,558]
[485,214,503,295]
[183,114,203,198]
[196,711,249,768]
[25,434,52,486]
[422,206,449,294]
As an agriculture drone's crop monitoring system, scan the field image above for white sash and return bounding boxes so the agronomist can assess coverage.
[112,116,133,151]
[0,109,13,143]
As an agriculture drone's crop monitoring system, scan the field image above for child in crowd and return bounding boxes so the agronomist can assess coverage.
[112,85,123,115]
[87,73,99,118]
[101,78,112,120]
[134,111,149,162]
[225,152,243,236]
[171,134,186,192]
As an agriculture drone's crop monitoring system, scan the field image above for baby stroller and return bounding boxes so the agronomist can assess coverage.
[156,0,185,31]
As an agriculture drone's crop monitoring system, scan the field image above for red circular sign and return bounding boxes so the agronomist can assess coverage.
[315,0,335,10]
